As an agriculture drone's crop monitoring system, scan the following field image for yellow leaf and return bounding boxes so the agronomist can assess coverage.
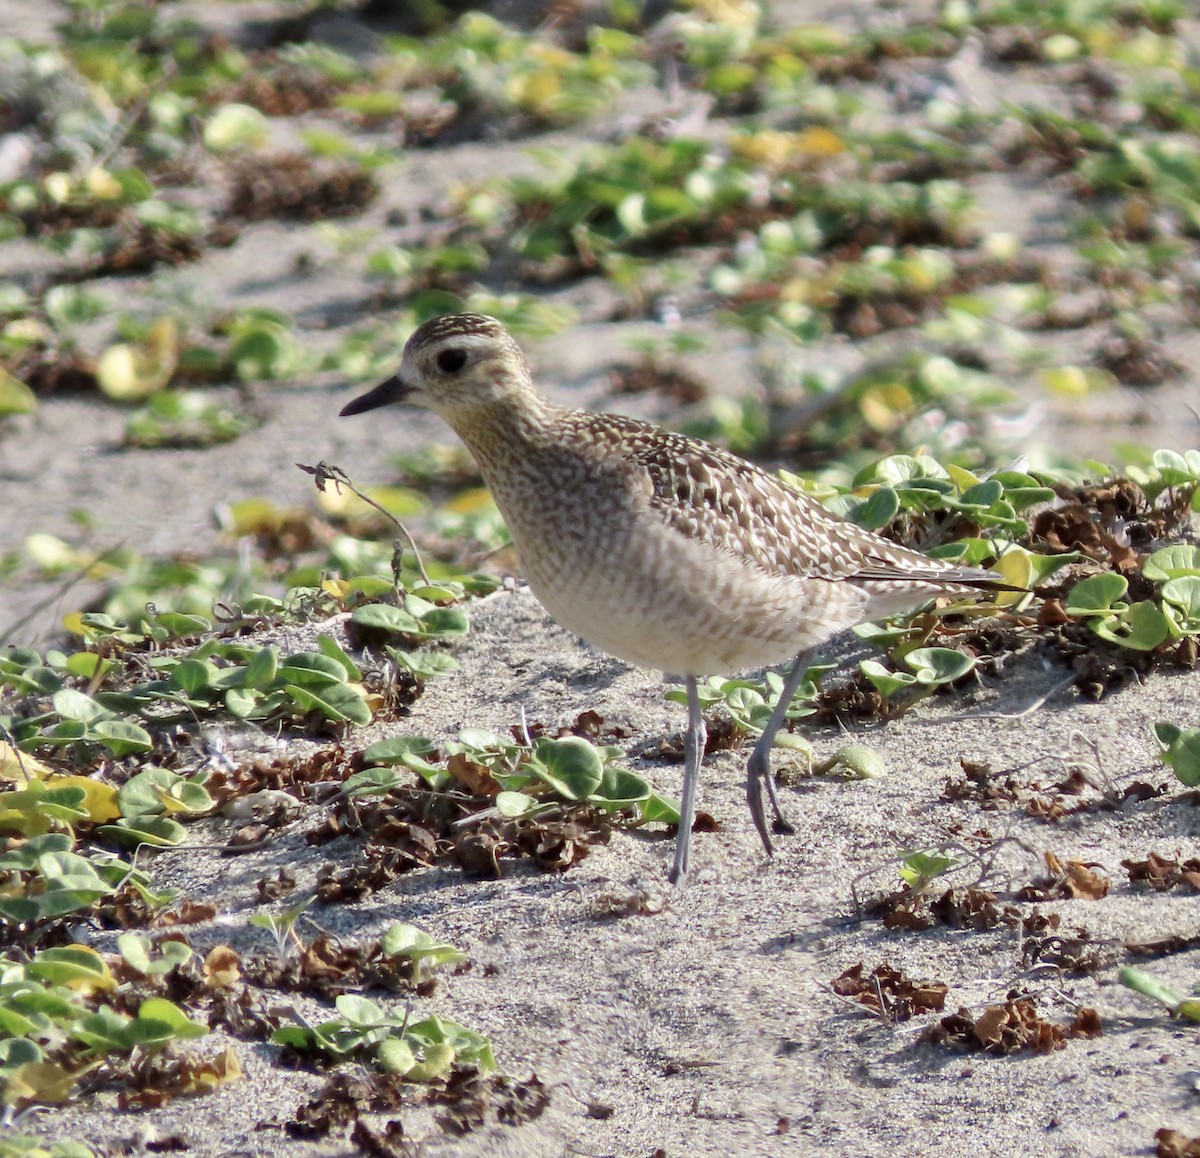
[0,805,51,836]
[794,126,845,156]
[443,487,496,515]
[317,484,425,520]
[62,611,88,637]
[993,551,1034,608]
[945,464,981,492]
[49,775,121,823]
[85,166,123,200]
[42,171,72,204]
[0,743,52,786]
[25,533,85,574]
[225,497,285,535]
[405,1042,455,1082]
[4,1060,80,1106]
[859,384,912,432]
[97,317,178,400]
[0,367,36,416]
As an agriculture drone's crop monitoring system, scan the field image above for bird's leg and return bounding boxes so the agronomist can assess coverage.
[668,675,706,887]
[746,648,817,856]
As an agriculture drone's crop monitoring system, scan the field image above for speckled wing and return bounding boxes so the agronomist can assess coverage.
[578,413,1000,591]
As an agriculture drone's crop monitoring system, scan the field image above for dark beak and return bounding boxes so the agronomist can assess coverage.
[339,372,412,417]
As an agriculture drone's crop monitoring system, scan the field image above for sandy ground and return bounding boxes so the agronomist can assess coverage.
[44,595,1200,1157]
[2,2,1200,1156]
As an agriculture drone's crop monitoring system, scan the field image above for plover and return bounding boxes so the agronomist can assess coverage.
[341,314,1010,883]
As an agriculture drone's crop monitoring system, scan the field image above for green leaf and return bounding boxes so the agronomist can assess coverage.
[1160,576,1200,633]
[350,604,421,636]
[1152,447,1200,486]
[851,486,900,530]
[168,658,215,695]
[387,648,459,680]
[224,687,262,717]
[99,815,187,848]
[906,647,975,685]
[380,923,466,969]
[860,659,913,698]
[117,933,192,976]
[532,736,604,801]
[830,743,885,779]
[1092,601,1171,651]
[285,682,372,724]
[636,793,680,824]
[51,689,110,725]
[417,607,469,638]
[316,633,361,681]
[362,736,436,765]
[898,849,957,888]
[589,766,651,809]
[341,767,404,798]
[377,1035,417,1075]
[0,368,36,417]
[132,997,208,1044]
[242,646,280,689]
[1064,573,1128,615]
[1143,545,1200,582]
[26,946,113,990]
[89,719,153,757]
[1154,722,1200,786]
[495,790,536,817]
[154,611,213,638]
[276,652,347,687]
[204,102,269,151]
[335,994,387,1027]
[1119,965,1183,1011]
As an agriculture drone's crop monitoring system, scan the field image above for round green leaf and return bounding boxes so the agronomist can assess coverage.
[533,736,604,801]
[1065,573,1128,615]
[1143,545,1200,582]
[169,658,215,695]
[90,719,153,757]
[589,766,651,810]
[852,486,901,530]
[1092,601,1171,651]
[285,682,371,725]
[99,816,187,848]
[276,652,346,687]
[906,647,975,684]
[496,790,537,817]
[352,604,422,635]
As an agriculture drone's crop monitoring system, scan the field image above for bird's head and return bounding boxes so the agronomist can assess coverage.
[339,313,535,426]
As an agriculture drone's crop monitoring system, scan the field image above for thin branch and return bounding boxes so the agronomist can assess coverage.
[297,460,431,586]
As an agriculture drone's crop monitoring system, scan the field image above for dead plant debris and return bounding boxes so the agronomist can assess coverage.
[242,933,442,1003]
[226,153,379,221]
[1122,852,1200,893]
[1016,852,1111,902]
[831,962,948,1021]
[1156,1127,1200,1158]
[279,1067,548,1145]
[927,998,1102,1055]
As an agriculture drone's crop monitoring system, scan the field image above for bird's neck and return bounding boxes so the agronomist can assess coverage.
[448,395,569,477]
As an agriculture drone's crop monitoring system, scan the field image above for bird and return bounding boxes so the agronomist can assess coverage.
[340,313,1013,885]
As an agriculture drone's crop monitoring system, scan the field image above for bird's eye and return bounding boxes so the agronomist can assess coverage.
[436,348,468,373]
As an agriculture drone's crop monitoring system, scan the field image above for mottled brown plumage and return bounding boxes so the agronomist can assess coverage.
[341,314,1011,883]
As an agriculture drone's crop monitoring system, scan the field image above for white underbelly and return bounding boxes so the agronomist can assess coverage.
[515,524,859,676]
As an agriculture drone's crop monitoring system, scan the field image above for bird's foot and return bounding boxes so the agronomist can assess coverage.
[746,747,792,855]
